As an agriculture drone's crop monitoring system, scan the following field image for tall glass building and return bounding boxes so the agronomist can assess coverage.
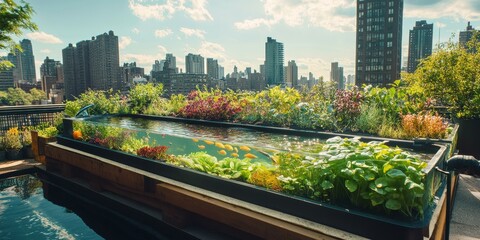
[265,37,284,86]
[407,20,433,73]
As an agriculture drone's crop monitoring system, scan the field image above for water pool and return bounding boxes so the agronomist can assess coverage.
[0,174,101,240]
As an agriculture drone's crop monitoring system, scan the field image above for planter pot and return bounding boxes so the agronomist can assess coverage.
[56,131,449,240]
[0,150,6,161]
[31,130,56,164]
[23,145,34,159]
[6,148,23,160]
[456,118,480,159]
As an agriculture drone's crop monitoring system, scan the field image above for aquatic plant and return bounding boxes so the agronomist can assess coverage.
[179,96,241,121]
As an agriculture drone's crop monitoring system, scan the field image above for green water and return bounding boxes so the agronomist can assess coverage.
[86,116,327,163]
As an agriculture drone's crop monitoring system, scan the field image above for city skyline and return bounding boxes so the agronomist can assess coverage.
[2,0,480,81]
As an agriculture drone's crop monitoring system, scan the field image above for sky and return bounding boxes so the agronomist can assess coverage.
[7,0,480,80]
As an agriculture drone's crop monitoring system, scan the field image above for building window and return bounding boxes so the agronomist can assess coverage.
[388,17,393,23]
[388,1,394,7]
[388,9,394,14]
[387,33,393,38]
[387,41,392,47]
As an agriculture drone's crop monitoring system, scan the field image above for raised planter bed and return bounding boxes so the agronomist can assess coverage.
[58,115,452,239]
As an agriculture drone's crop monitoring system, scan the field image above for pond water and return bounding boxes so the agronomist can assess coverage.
[86,115,432,162]
[0,174,102,240]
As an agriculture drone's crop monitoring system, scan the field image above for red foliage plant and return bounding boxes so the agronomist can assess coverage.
[401,113,448,139]
[137,145,170,160]
[179,96,241,121]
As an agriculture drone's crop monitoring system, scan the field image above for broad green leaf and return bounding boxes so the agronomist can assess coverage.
[345,180,358,192]
[387,169,407,179]
[375,177,389,188]
[383,163,394,173]
[370,195,385,206]
[385,199,402,210]
[321,180,334,190]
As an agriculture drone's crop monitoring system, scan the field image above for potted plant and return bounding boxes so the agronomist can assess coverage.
[5,127,23,160]
[404,37,480,158]
[31,125,58,163]
[21,128,34,159]
[0,136,6,161]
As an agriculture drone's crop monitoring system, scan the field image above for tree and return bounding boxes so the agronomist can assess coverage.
[404,35,480,119]
[29,88,47,102]
[0,0,38,71]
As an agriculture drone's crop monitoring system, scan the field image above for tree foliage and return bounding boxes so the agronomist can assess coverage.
[0,0,38,70]
[404,35,480,119]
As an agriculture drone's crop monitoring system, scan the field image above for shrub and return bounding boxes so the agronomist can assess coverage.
[5,127,22,149]
[179,96,241,121]
[129,83,163,114]
[334,88,363,130]
[401,113,448,139]
[137,145,170,160]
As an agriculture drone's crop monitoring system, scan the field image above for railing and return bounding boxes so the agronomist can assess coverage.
[0,104,65,133]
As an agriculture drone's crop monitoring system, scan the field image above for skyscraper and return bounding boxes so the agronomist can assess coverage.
[40,57,63,98]
[207,58,219,80]
[265,37,284,86]
[185,54,204,74]
[356,0,403,87]
[62,44,77,100]
[19,39,36,83]
[89,31,120,91]
[165,53,177,73]
[286,60,298,88]
[9,39,37,83]
[330,62,344,90]
[62,31,120,100]
[459,22,479,48]
[407,20,433,73]
[0,56,14,91]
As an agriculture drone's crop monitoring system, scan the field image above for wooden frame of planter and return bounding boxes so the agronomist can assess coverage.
[31,130,56,164]
[58,116,453,239]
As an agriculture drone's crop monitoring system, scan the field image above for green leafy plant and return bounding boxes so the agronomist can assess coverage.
[5,127,22,150]
[129,83,164,114]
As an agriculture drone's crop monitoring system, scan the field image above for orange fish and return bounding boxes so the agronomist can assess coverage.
[215,142,225,149]
[73,130,82,140]
[240,146,251,152]
[204,140,214,145]
[224,144,234,151]
[198,145,205,150]
[231,153,239,158]
[244,153,257,159]
[218,150,227,155]
[192,138,199,142]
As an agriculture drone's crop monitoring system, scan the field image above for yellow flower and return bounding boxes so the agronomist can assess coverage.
[7,127,19,136]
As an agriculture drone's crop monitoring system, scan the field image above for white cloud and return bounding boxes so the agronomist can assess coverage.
[132,28,140,34]
[40,49,51,54]
[178,0,213,21]
[128,0,213,21]
[180,27,206,38]
[234,0,355,32]
[154,29,173,38]
[119,36,132,49]
[405,0,480,21]
[26,31,63,44]
[197,41,226,59]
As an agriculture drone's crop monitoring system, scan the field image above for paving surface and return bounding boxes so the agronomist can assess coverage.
[0,158,40,177]
[450,174,480,240]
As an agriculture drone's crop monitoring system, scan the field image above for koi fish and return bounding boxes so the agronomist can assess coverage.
[240,146,251,152]
[215,142,225,149]
[244,153,257,159]
[231,153,239,158]
[224,144,234,151]
[198,145,206,150]
[218,150,227,155]
[192,138,199,142]
[204,140,214,145]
